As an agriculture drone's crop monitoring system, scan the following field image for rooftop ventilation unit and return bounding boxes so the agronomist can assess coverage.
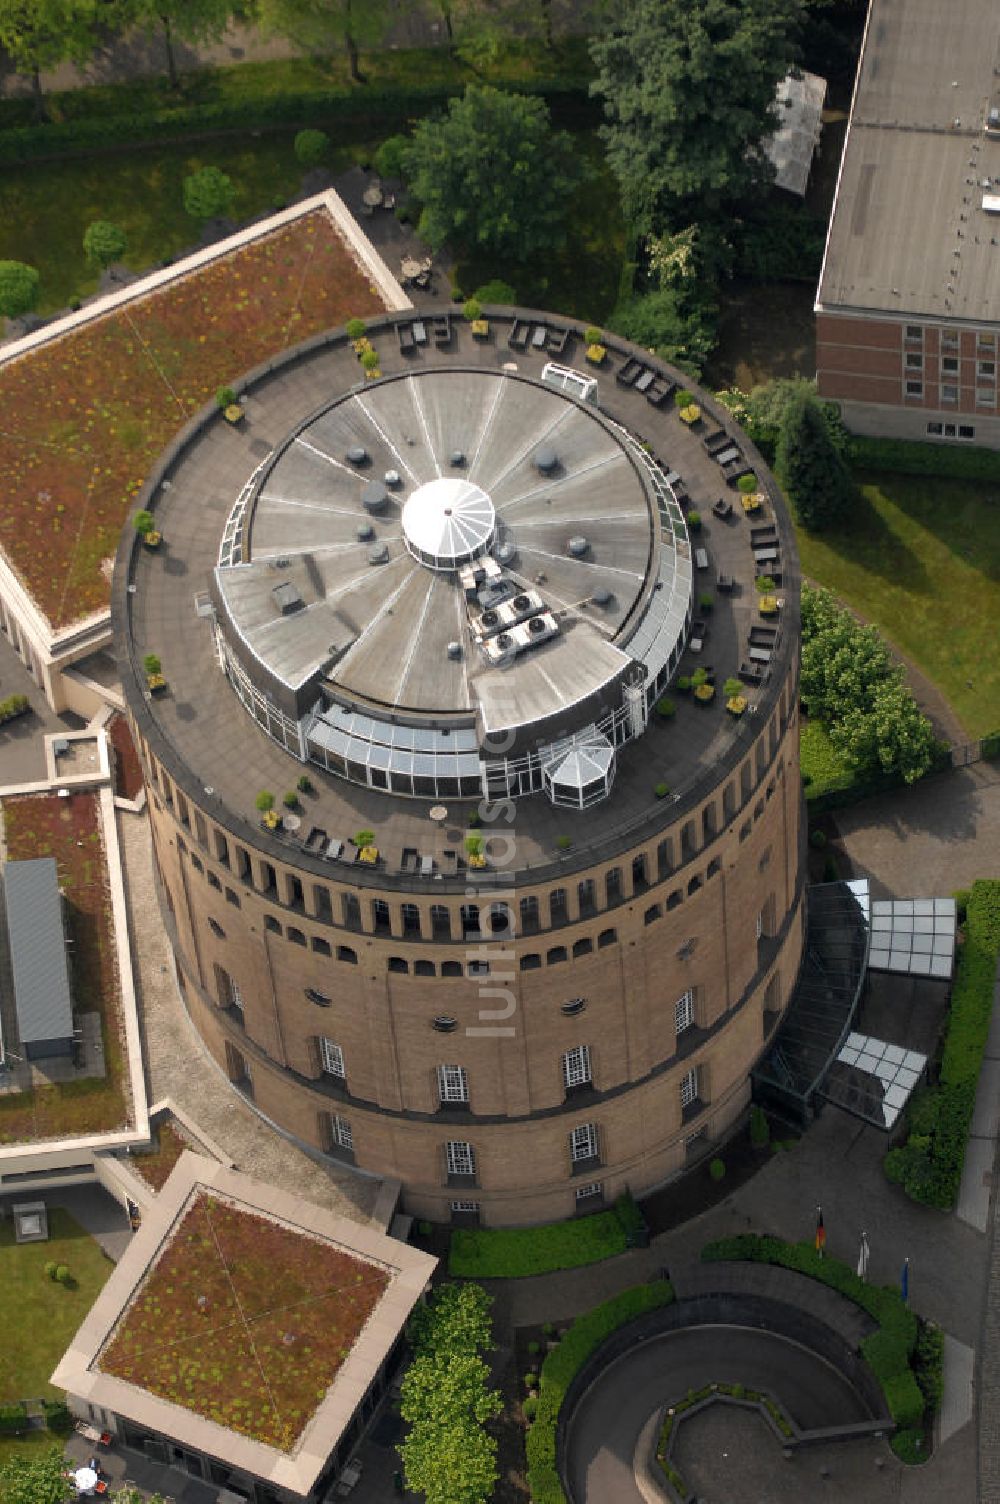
[534,446,558,473]
[447,641,462,659]
[568,535,589,557]
[357,523,375,541]
[540,362,598,405]
[368,543,389,564]
[271,581,304,616]
[449,450,466,467]
[983,193,1000,214]
[470,589,545,640]
[496,540,517,565]
[362,481,390,513]
[591,586,613,607]
[481,611,559,664]
[346,445,368,465]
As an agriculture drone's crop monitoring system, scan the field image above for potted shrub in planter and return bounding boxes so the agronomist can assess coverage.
[675,389,701,426]
[691,667,714,704]
[216,385,244,425]
[360,347,381,380]
[687,510,702,532]
[584,325,606,365]
[759,594,779,617]
[654,781,671,798]
[143,653,166,694]
[134,509,161,548]
[737,473,758,497]
[463,298,489,338]
[723,676,746,716]
[354,828,379,863]
[465,834,486,869]
[255,790,276,826]
[754,575,776,595]
[698,591,714,613]
[345,317,367,341]
[556,835,572,852]
[263,808,282,830]
[654,696,676,720]
[282,790,299,810]
[675,675,692,695]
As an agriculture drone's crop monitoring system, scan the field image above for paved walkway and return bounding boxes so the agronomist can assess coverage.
[0,630,84,785]
[833,760,1000,899]
[117,811,385,1225]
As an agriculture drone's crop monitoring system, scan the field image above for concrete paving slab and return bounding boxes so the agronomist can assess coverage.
[940,1334,975,1447]
[971,1056,1000,1141]
[955,1136,992,1234]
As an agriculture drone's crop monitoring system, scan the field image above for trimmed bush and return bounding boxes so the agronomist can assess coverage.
[914,1322,944,1415]
[0,260,39,319]
[708,1157,725,1181]
[83,219,127,269]
[0,693,29,724]
[891,1427,927,1465]
[133,508,155,536]
[282,790,298,809]
[345,317,367,340]
[883,1369,925,1429]
[523,1394,539,1421]
[0,1402,28,1436]
[293,128,329,166]
[142,652,161,676]
[183,165,235,221]
[809,828,827,849]
[462,298,483,322]
[215,385,237,410]
[473,278,518,305]
[44,1260,57,1279]
[749,1104,770,1147]
[354,829,375,847]
[54,1264,71,1285]
[737,473,757,494]
[41,1399,71,1433]
[296,774,312,793]
[654,696,676,719]
[255,790,275,812]
[654,781,670,798]
[723,677,742,699]
[527,1282,674,1504]
[374,133,409,180]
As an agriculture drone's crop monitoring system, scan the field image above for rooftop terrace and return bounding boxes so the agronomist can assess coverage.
[118,311,800,888]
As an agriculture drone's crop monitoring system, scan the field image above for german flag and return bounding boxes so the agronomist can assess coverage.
[815,1206,826,1255]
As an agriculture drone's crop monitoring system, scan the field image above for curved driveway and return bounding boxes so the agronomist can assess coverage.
[564,1324,870,1504]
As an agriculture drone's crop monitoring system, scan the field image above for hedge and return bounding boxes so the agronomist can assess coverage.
[0,1403,28,1436]
[0,75,592,167]
[525,1280,675,1504]
[449,1194,646,1277]
[848,434,1000,483]
[700,1235,927,1432]
[883,880,1000,1208]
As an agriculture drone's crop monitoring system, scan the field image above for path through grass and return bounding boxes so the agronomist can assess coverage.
[797,469,1000,738]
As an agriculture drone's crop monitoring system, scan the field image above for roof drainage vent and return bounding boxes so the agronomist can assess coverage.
[346,445,368,465]
[362,481,390,513]
[534,446,558,474]
[447,641,463,660]
[568,535,589,558]
[591,586,612,606]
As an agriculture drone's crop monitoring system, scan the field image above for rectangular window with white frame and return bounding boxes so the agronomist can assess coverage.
[574,1181,602,1202]
[330,1114,353,1150]
[437,1064,469,1104]
[570,1122,599,1164]
[446,1140,476,1177]
[319,1038,346,1078]
[674,989,694,1035]
[451,1200,480,1213]
[562,1044,592,1090]
[680,1067,699,1110]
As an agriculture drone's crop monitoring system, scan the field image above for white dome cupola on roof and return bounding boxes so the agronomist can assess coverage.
[401,477,496,570]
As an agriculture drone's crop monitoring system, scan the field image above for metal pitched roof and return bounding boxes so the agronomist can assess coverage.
[4,857,73,1046]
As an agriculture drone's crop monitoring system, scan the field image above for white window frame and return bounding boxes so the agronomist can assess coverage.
[562,1044,592,1090]
[570,1122,599,1163]
[451,1200,480,1213]
[680,1067,699,1110]
[941,356,959,373]
[446,1140,476,1177]
[756,909,765,940]
[437,1064,469,1104]
[229,976,244,1013]
[941,384,959,403]
[674,989,694,1035]
[977,360,995,378]
[904,380,923,398]
[574,1182,602,1201]
[319,1038,346,1078]
[330,1114,353,1150]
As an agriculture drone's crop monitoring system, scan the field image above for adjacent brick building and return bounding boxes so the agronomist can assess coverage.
[816,0,1000,448]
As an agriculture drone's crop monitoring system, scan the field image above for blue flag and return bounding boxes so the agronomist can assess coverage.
[900,1258,909,1303]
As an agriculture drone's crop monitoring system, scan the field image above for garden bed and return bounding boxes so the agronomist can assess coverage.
[449,1194,645,1278]
[0,209,386,629]
[98,1191,390,1450]
[0,791,128,1143]
[129,1118,190,1192]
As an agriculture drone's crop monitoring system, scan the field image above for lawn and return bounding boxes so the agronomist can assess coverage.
[0,1207,113,1401]
[99,1193,390,1450]
[449,1210,628,1278]
[0,208,386,628]
[797,470,1000,738]
[0,134,373,316]
[0,792,128,1144]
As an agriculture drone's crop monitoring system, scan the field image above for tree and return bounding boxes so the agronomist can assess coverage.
[400,85,584,261]
[832,680,938,784]
[183,166,236,221]
[0,260,40,319]
[127,0,237,91]
[256,0,391,85]
[83,220,128,270]
[0,0,105,120]
[293,128,329,166]
[0,1445,74,1504]
[775,393,856,531]
[590,0,805,231]
[608,287,715,380]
